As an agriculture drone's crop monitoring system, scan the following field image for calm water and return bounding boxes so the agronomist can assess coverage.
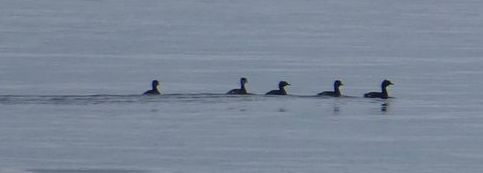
[1,0,483,173]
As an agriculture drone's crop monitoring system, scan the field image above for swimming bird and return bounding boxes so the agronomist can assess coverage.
[266,81,290,95]
[227,77,248,95]
[318,80,343,97]
[143,80,161,95]
[364,80,393,99]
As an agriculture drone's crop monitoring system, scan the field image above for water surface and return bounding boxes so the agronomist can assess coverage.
[1,0,483,172]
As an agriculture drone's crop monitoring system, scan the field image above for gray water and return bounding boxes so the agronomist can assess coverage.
[1,0,483,173]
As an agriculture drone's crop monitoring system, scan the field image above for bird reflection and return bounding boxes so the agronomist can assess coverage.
[332,104,341,115]
[333,105,340,113]
[278,108,288,112]
[380,102,390,113]
[330,100,347,115]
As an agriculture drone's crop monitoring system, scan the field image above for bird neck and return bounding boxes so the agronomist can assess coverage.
[240,83,247,93]
[381,86,388,98]
[153,85,160,92]
[334,86,341,96]
[279,86,287,95]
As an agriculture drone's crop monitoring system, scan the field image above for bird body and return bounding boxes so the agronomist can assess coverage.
[364,80,393,99]
[266,81,290,95]
[227,78,248,95]
[144,80,161,95]
[318,80,343,97]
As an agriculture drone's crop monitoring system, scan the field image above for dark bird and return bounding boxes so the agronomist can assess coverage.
[318,80,343,97]
[266,81,290,95]
[227,77,248,95]
[364,80,393,99]
[143,80,161,95]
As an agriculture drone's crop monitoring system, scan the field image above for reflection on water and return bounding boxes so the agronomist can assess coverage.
[28,169,147,173]
[278,108,288,112]
[0,94,258,105]
[333,105,341,114]
[331,102,342,115]
[0,94,398,116]
[330,98,350,115]
[381,103,389,112]
[380,100,392,114]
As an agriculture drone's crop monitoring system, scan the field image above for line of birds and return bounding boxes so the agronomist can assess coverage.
[144,78,394,99]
